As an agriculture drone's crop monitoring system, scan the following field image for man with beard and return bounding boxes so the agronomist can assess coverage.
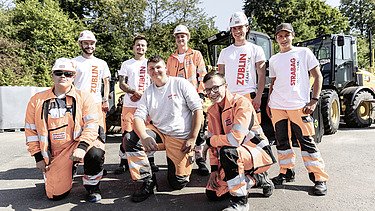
[73,30,111,136]
[114,35,159,174]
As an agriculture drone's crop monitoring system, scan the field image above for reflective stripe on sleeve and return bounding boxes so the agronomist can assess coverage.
[26,136,39,142]
[25,123,37,130]
[83,114,98,122]
[227,133,240,147]
[232,124,249,135]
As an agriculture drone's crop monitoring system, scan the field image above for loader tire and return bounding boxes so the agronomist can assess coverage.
[344,90,374,127]
[320,89,340,134]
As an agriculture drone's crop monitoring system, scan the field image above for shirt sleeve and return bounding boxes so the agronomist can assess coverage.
[180,79,202,112]
[118,61,128,77]
[269,57,276,78]
[134,88,149,121]
[217,48,226,65]
[306,48,320,71]
[102,61,111,79]
[255,45,266,63]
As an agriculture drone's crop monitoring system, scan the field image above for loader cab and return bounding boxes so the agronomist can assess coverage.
[203,30,273,66]
[296,34,358,90]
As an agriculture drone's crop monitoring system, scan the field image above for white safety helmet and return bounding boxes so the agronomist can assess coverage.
[52,58,76,72]
[229,11,249,28]
[173,24,190,38]
[77,30,97,42]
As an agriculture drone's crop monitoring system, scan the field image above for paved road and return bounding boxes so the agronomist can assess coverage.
[1,125,375,211]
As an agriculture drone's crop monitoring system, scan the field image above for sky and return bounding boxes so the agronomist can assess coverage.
[200,0,341,31]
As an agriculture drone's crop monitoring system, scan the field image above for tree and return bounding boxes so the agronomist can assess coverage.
[2,0,83,86]
[340,0,375,36]
[244,0,349,42]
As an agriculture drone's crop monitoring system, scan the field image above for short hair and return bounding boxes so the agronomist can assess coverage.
[133,34,147,46]
[147,55,165,65]
[203,71,226,84]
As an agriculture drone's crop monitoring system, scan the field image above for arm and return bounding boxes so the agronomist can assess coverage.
[218,64,225,75]
[196,51,207,94]
[134,117,158,152]
[253,60,266,110]
[102,77,110,112]
[303,65,323,114]
[266,77,276,118]
[25,96,46,171]
[181,109,204,153]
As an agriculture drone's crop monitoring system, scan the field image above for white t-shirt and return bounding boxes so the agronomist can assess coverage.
[217,41,266,95]
[118,58,151,108]
[268,47,319,110]
[134,77,202,140]
[73,56,111,104]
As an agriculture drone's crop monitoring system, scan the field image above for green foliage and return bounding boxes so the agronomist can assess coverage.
[244,0,349,42]
[340,0,375,36]
[2,0,83,87]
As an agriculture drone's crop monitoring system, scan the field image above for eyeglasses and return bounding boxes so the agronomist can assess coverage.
[203,83,225,95]
[53,70,75,78]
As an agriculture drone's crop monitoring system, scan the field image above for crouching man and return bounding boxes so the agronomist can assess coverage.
[125,55,203,202]
[25,58,105,202]
[203,71,276,211]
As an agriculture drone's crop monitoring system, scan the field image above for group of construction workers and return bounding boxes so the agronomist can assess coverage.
[24,11,328,211]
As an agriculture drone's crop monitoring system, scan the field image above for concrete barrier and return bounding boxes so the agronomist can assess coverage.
[0,86,49,132]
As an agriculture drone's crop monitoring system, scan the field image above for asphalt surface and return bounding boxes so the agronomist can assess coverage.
[1,125,375,211]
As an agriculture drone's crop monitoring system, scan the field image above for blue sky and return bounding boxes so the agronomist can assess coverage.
[200,0,341,31]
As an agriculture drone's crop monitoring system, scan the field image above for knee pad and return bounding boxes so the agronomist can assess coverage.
[166,157,188,190]
[84,147,105,175]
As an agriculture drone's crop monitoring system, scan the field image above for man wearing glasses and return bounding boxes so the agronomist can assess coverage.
[203,71,275,211]
[25,58,105,202]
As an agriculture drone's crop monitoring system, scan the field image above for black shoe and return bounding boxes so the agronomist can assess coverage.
[196,158,209,176]
[148,157,159,172]
[271,169,295,185]
[253,172,274,197]
[222,196,249,211]
[114,159,129,175]
[313,181,327,196]
[86,187,101,203]
[131,174,157,203]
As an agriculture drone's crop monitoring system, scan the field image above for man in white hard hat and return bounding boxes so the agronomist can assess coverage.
[218,11,265,123]
[25,58,105,202]
[73,30,111,137]
[166,24,209,176]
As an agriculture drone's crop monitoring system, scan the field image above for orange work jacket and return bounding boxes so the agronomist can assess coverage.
[166,48,207,93]
[206,90,275,171]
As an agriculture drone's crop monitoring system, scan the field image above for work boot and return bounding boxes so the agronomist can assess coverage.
[114,159,129,175]
[271,168,295,185]
[85,186,101,203]
[148,157,159,172]
[222,196,249,211]
[253,172,274,197]
[131,174,157,203]
[313,181,327,196]
[196,158,209,176]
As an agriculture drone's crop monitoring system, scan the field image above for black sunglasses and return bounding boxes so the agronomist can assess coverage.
[53,70,75,78]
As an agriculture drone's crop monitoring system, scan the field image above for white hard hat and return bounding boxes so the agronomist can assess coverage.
[173,25,190,37]
[229,11,249,28]
[78,30,97,42]
[52,58,76,72]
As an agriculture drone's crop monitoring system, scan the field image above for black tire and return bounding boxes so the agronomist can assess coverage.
[320,90,340,134]
[344,90,374,127]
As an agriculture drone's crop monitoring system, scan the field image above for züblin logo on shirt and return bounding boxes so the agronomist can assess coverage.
[91,65,99,93]
[138,66,147,91]
[290,58,298,86]
[237,54,250,85]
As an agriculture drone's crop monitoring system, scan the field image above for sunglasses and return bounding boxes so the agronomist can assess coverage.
[53,70,75,78]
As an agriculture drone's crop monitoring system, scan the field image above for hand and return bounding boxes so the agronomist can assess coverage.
[141,136,158,152]
[207,171,220,190]
[71,148,86,162]
[36,160,48,172]
[303,100,318,114]
[130,91,143,102]
[181,138,195,154]
[252,95,262,111]
[202,144,210,161]
[102,101,109,112]
[266,104,272,119]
